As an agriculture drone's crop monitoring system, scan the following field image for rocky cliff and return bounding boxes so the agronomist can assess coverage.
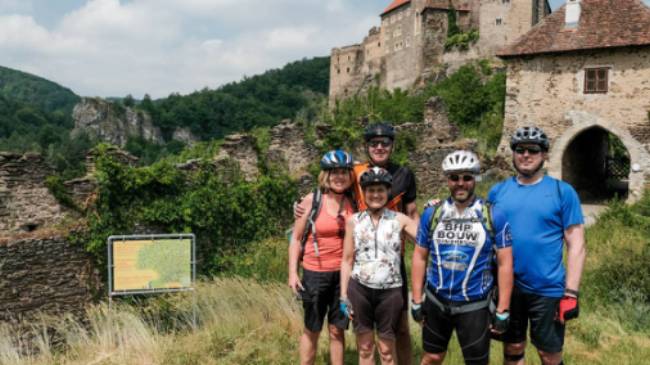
[72,98,198,147]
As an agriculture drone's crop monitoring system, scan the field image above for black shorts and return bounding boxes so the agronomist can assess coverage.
[347,278,403,340]
[300,269,349,332]
[500,286,565,353]
[421,295,491,365]
[400,258,408,311]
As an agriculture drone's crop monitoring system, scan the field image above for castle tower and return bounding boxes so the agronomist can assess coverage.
[476,0,550,56]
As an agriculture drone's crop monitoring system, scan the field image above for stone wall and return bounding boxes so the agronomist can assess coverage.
[0,234,100,323]
[477,0,537,58]
[0,153,67,233]
[499,48,650,201]
[214,133,260,181]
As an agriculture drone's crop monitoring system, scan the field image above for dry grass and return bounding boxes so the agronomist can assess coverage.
[1,276,649,365]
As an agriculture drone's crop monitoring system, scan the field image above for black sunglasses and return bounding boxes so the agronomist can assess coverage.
[514,146,542,155]
[448,174,475,182]
[368,139,393,148]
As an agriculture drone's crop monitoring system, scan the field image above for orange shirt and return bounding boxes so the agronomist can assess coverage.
[353,163,404,212]
[302,195,354,272]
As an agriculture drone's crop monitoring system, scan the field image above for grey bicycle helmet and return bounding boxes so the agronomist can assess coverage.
[364,122,396,142]
[320,150,354,170]
[510,126,550,151]
[360,167,393,188]
[442,150,480,174]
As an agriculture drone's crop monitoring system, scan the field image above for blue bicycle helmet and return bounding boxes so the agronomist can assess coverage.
[320,150,354,170]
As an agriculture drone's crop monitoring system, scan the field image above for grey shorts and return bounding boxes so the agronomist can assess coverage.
[347,278,403,340]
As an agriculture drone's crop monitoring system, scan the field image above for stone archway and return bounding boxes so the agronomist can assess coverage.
[547,111,649,203]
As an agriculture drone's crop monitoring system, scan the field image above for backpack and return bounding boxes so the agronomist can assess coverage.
[299,188,323,259]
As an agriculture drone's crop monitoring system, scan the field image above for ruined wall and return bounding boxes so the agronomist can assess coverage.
[499,48,650,201]
[0,153,67,233]
[214,133,260,181]
[0,234,100,323]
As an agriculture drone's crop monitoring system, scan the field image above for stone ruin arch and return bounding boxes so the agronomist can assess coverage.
[547,111,650,203]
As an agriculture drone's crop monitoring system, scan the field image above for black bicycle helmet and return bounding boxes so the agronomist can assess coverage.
[510,126,550,151]
[364,122,396,142]
[360,167,393,188]
[320,150,354,170]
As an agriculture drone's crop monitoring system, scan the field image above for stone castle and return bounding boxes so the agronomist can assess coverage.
[329,0,550,105]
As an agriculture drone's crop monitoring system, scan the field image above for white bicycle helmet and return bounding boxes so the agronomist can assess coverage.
[442,150,480,174]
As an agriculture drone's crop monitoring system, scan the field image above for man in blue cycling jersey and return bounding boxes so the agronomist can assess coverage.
[412,150,514,365]
[488,126,586,365]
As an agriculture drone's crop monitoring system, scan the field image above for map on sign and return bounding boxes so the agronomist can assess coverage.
[112,238,192,292]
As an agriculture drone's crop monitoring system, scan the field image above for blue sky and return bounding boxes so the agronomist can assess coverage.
[0,1,646,98]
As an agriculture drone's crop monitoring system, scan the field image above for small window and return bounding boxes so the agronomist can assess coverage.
[584,67,609,94]
[346,67,350,73]
[337,69,340,74]
[496,18,502,25]
[348,55,351,61]
[502,0,510,3]
[378,42,381,47]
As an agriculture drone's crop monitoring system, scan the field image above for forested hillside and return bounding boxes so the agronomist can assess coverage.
[143,56,330,139]
[0,66,79,114]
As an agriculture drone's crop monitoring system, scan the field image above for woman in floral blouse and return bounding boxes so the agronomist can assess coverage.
[340,167,418,365]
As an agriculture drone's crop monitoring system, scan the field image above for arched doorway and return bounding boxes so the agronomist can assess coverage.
[562,126,630,202]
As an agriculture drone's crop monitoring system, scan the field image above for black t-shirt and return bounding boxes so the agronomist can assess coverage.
[382,161,417,213]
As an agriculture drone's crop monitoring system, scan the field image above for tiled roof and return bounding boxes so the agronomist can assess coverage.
[382,0,410,16]
[499,0,650,57]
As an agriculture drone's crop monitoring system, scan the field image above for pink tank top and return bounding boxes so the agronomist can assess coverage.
[302,195,354,272]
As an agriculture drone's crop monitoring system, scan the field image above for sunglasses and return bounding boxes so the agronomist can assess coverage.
[514,146,542,155]
[368,139,393,148]
[337,214,345,239]
[448,174,475,182]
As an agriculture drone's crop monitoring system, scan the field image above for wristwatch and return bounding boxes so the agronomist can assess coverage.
[564,288,579,297]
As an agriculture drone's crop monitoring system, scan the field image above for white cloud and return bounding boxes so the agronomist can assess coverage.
[0,0,381,97]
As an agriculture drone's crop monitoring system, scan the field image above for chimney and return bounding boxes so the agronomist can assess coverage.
[565,0,581,28]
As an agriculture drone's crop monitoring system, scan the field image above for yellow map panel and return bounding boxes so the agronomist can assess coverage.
[113,239,191,291]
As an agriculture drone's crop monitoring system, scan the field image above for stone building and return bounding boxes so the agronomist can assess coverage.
[497,0,650,202]
[329,0,551,105]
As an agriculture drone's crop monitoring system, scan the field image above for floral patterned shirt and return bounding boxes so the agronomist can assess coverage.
[351,209,403,289]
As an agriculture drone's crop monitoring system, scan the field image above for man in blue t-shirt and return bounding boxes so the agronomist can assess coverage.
[487,126,586,365]
[411,150,514,365]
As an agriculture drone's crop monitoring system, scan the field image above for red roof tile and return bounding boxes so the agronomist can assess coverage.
[382,0,411,16]
[499,0,650,57]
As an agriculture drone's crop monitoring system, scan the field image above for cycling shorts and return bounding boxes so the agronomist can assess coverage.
[347,278,403,340]
[499,286,565,353]
[421,294,491,365]
[300,269,349,332]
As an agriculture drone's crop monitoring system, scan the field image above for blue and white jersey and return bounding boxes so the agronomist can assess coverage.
[416,197,512,302]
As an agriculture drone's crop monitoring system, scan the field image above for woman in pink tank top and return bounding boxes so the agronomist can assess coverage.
[288,150,356,365]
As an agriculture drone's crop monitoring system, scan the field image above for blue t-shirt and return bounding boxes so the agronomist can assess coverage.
[416,198,512,302]
[488,175,584,298]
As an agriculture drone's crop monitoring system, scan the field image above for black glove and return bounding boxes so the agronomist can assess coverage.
[492,311,510,334]
[411,301,424,323]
